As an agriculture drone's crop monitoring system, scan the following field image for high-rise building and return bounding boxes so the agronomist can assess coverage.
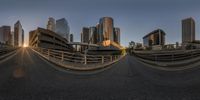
[89,27,98,44]
[0,26,11,45]
[114,27,120,44]
[81,26,99,44]
[143,29,165,47]
[14,21,23,47]
[47,17,56,32]
[22,29,24,46]
[56,18,70,40]
[182,17,195,44]
[70,34,73,42]
[99,17,114,41]
[96,23,102,43]
[81,27,90,43]
[11,31,15,46]
[81,17,121,47]
[0,28,2,43]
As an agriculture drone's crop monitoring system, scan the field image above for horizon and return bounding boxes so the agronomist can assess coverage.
[0,0,200,47]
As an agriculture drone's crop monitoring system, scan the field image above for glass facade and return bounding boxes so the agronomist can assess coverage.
[81,27,90,43]
[14,21,23,47]
[47,17,56,32]
[89,27,97,44]
[114,28,120,44]
[81,17,120,46]
[99,17,114,42]
[56,18,70,40]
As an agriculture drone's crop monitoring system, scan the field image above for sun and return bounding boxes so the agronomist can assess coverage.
[23,44,28,48]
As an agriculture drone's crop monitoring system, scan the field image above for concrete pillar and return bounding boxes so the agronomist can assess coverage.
[61,51,64,62]
[110,56,113,62]
[48,49,50,60]
[84,55,87,65]
[102,56,104,64]
[75,45,78,52]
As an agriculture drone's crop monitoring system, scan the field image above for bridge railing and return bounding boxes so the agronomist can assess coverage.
[133,49,200,62]
[0,47,18,56]
[35,48,122,65]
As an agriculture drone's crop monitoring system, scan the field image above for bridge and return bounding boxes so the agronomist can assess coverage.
[1,47,200,99]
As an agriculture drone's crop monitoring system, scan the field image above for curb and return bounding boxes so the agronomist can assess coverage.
[133,56,200,71]
[0,49,17,60]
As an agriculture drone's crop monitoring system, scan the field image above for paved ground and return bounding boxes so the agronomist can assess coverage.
[1,48,200,100]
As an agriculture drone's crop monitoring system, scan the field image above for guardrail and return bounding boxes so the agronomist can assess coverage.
[0,47,18,56]
[133,49,200,62]
[33,47,124,71]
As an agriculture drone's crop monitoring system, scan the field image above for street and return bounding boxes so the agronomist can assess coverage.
[0,48,200,100]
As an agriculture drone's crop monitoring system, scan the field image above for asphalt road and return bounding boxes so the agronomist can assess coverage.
[1,48,200,100]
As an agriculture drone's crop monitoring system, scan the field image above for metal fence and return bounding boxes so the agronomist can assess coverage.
[35,48,122,65]
[0,47,17,56]
[133,49,200,62]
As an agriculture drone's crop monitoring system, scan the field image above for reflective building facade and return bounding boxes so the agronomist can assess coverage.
[14,21,23,47]
[56,18,70,40]
[81,17,121,47]
[99,17,114,41]
[89,27,97,44]
[70,34,73,42]
[143,29,165,47]
[182,17,195,44]
[81,27,90,43]
[47,17,56,32]
[22,29,24,46]
[96,23,102,43]
[114,27,120,45]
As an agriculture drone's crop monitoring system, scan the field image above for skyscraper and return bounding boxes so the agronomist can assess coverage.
[47,17,56,32]
[182,17,195,44]
[56,18,70,40]
[22,29,24,46]
[11,31,14,46]
[0,26,11,45]
[99,17,114,42]
[70,34,73,42]
[0,28,2,43]
[114,27,120,44]
[89,27,97,44]
[96,23,102,43]
[81,27,90,43]
[14,21,23,47]
[81,17,121,47]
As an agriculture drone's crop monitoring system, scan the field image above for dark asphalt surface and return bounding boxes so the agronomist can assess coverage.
[1,48,200,100]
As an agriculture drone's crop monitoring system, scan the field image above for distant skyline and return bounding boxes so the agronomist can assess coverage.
[0,0,200,46]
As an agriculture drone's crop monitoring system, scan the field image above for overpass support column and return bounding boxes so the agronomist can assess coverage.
[171,53,175,62]
[75,45,78,52]
[48,49,50,60]
[61,51,64,62]
[84,55,87,65]
[110,56,113,62]
[102,56,104,64]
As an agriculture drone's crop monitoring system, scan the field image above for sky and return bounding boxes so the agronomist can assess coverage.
[0,0,200,47]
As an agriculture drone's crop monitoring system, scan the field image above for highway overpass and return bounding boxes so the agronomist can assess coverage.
[1,48,200,99]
